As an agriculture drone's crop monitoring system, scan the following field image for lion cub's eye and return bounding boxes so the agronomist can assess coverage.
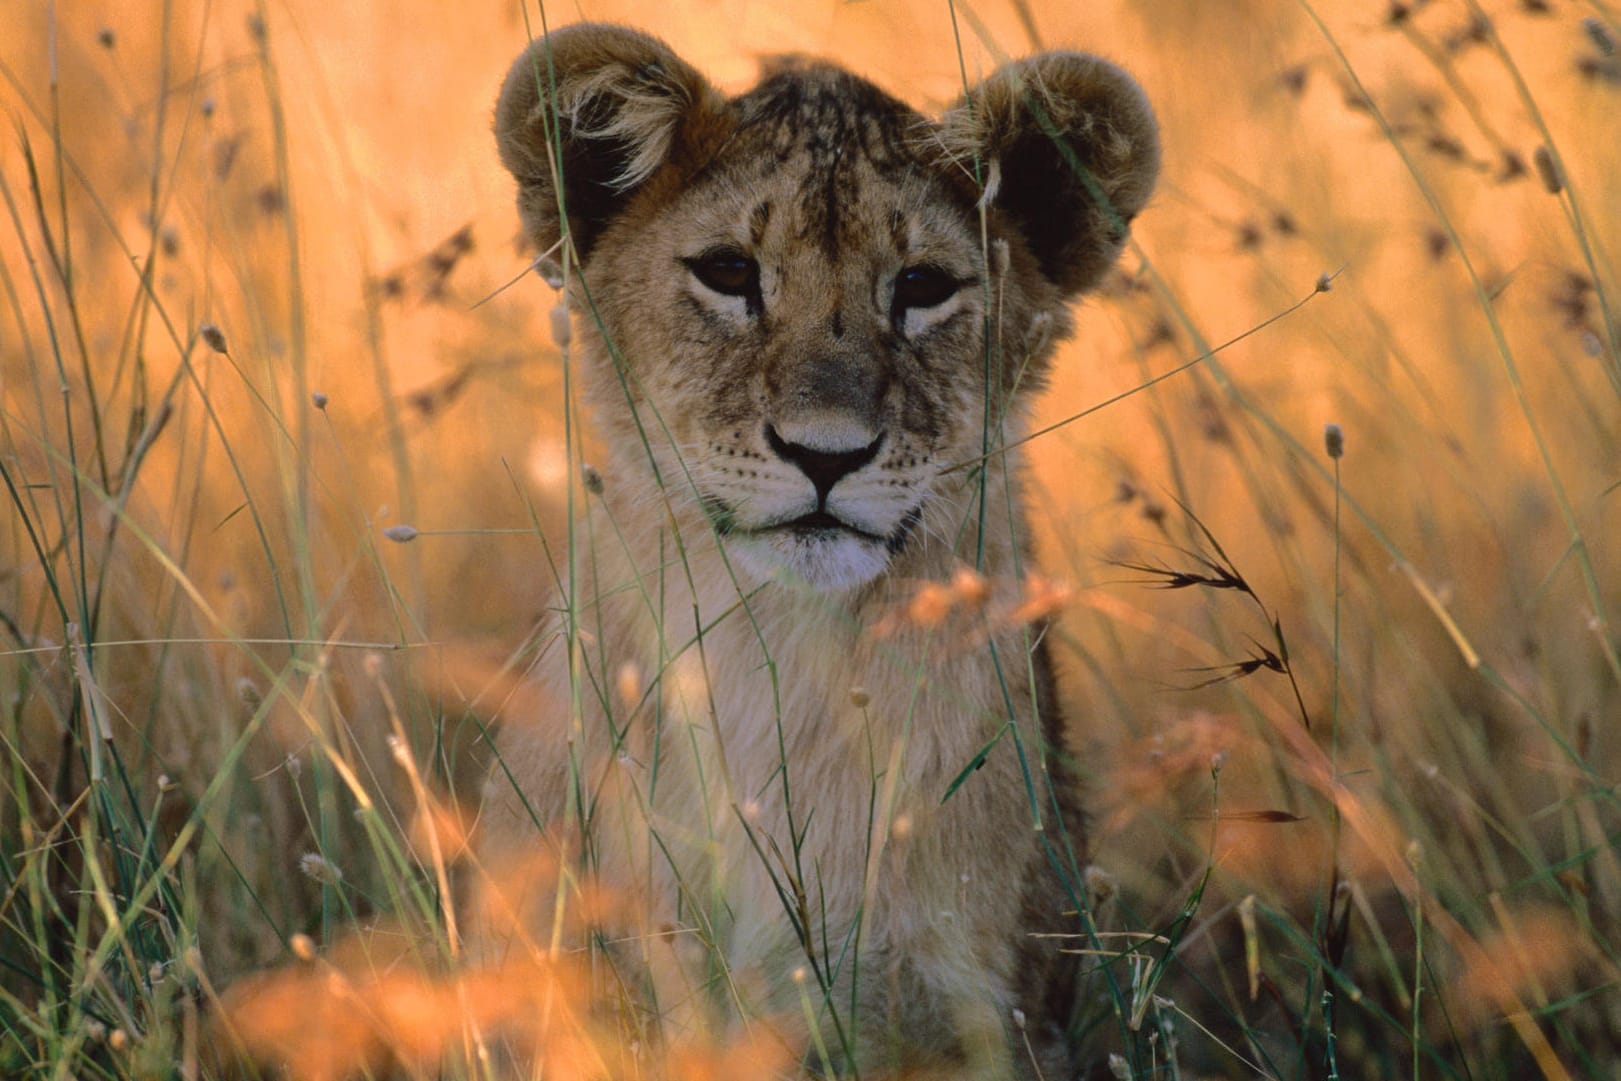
[892,264,959,312]
[685,248,759,298]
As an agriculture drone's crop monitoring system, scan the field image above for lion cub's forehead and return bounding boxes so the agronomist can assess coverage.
[695,65,970,257]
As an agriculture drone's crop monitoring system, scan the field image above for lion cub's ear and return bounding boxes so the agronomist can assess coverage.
[495,24,724,262]
[940,52,1159,297]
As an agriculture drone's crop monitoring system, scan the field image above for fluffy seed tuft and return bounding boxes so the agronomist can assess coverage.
[236,677,263,711]
[550,303,572,348]
[298,852,343,885]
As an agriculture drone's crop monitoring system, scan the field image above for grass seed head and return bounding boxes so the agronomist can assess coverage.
[1325,423,1345,459]
[1533,145,1562,194]
[615,661,641,708]
[535,256,565,289]
[1084,864,1119,908]
[199,323,228,354]
[1008,574,1075,623]
[382,524,419,543]
[549,302,572,348]
[950,565,988,607]
[299,852,343,885]
[1585,17,1616,57]
[236,677,263,711]
[906,581,955,626]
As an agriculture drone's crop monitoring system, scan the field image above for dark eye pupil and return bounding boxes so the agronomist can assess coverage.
[894,266,957,311]
[689,251,757,297]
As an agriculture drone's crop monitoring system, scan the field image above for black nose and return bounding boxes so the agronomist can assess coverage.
[766,425,883,506]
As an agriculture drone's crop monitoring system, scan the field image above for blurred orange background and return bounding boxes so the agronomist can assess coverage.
[2,0,1618,1038]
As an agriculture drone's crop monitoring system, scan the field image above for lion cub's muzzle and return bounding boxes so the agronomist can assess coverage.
[699,413,923,589]
[764,424,883,507]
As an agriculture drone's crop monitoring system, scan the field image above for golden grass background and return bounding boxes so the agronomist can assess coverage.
[2,0,1618,1076]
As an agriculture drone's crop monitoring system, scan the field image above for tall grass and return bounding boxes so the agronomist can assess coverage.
[1,1,1616,1078]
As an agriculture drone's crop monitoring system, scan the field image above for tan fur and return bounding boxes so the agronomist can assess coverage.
[483,24,1158,1078]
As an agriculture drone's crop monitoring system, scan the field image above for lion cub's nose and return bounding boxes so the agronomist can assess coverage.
[765,425,883,505]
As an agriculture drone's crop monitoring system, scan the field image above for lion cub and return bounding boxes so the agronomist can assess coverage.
[482,23,1157,1078]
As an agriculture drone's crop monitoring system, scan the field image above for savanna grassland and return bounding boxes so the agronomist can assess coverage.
[1,1,1618,1078]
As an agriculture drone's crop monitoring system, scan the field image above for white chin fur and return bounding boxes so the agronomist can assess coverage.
[728,530,891,591]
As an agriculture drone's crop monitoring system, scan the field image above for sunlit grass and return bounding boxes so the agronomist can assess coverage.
[2,1,1617,1078]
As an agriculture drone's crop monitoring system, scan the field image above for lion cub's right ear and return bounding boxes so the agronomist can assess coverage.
[938,52,1160,298]
[495,24,724,263]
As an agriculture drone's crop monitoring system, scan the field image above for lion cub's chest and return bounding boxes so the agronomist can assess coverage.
[594,582,1026,969]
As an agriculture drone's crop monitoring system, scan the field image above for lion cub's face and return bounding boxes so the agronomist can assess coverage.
[604,72,993,589]
[496,27,1159,590]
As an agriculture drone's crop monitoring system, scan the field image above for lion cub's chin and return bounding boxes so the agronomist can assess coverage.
[727,528,894,592]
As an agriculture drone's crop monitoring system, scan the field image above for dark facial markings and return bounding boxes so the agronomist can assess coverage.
[749,200,774,246]
[732,66,920,262]
[668,64,997,552]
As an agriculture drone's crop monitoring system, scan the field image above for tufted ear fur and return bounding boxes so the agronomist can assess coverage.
[939,52,1160,296]
[494,24,725,262]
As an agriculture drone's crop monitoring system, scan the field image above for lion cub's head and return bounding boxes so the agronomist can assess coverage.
[496,25,1158,591]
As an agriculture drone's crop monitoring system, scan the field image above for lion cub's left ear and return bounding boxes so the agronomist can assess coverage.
[939,52,1159,297]
[495,24,725,263]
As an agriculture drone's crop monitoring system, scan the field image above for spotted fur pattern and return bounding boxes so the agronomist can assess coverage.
[485,24,1158,1078]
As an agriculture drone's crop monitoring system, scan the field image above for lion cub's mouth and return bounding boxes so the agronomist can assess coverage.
[775,507,924,557]
[772,509,881,540]
[704,498,924,558]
